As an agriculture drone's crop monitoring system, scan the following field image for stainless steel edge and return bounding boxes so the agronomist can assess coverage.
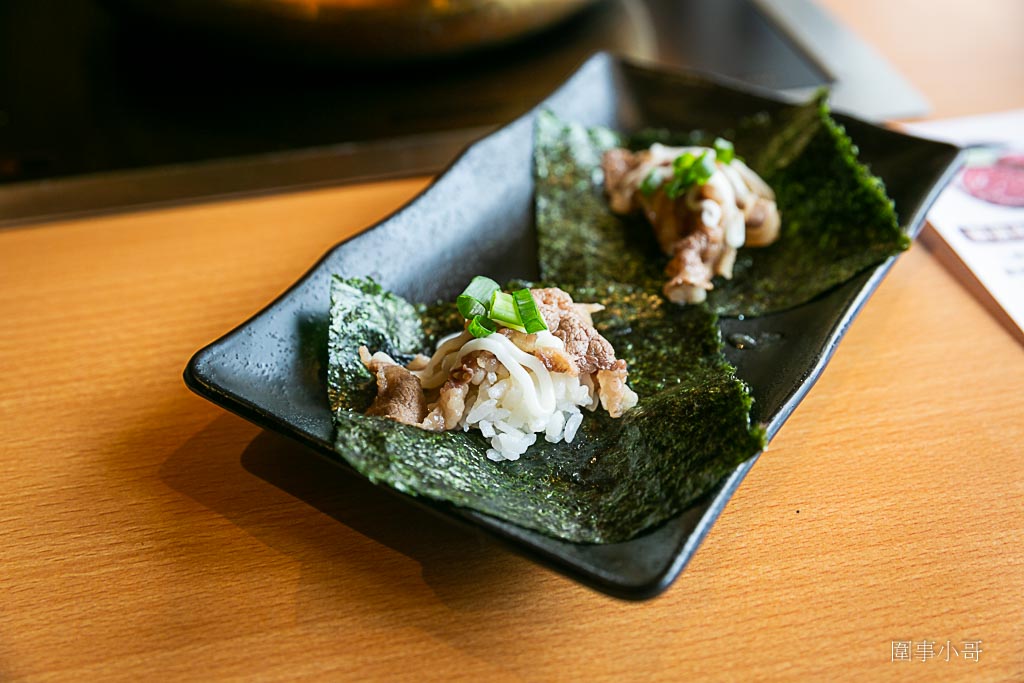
[1,0,930,227]
[753,0,930,121]
[0,126,495,229]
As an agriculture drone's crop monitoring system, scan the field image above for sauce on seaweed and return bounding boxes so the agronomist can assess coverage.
[328,276,763,544]
[534,98,906,317]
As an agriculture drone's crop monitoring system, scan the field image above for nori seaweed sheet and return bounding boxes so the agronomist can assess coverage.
[325,96,899,543]
[535,96,906,316]
[329,276,764,544]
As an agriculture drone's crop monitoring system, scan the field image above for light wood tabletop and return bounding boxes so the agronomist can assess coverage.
[2,1,1022,681]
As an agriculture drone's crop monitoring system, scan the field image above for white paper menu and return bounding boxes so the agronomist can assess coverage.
[904,110,1024,344]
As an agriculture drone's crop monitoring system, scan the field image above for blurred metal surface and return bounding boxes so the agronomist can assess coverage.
[0,127,494,228]
[0,0,926,227]
[752,0,928,121]
[102,0,598,61]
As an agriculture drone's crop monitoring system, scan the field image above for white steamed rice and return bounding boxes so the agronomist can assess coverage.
[412,329,604,462]
[461,369,597,462]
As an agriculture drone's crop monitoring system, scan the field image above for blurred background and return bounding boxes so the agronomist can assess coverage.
[0,0,926,224]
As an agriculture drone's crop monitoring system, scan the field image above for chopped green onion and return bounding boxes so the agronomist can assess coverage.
[665,150,717,199]
[457,275,500,319]
[512,288,548,333]
[713,137,735,164]
[467,315,497,338]
[664,174,687,200]
[457,294,487,319]
[672,151,698,174]
[691,150,717,185]
[665,152,695,199]
[489,291,527,332]
[640,169,663,196]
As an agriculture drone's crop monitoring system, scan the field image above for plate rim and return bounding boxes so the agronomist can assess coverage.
[184,51,964,600]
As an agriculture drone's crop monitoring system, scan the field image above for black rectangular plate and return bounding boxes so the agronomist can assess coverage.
[184,53,962,600]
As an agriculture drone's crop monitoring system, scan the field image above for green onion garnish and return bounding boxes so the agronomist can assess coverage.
[467,315,497,338]
[664,152,695,199]
[640,168,663,196]
[713,137,735,164]
[457,294,486,319]
[672,151,698,176]
[512,288,548,334]
[457,275,500,319]
[458,278,547,335]
[489,291,527,332]
[665,150,717,199]
[691,150,717,185]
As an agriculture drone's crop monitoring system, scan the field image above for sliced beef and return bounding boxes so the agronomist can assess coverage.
[601,145,781,304]
[531,287,618,374]
[596,359,639,418]
[360,347,430,427]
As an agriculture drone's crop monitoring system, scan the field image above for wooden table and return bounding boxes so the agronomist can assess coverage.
[2,2,1022,680]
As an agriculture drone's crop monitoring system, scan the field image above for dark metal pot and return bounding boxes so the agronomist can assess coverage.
[104,0,598,62]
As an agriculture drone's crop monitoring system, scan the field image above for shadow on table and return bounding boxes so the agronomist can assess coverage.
[239,428,509,600]
[158,416,553,621]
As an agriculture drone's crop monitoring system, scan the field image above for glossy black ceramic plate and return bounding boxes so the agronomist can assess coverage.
[185,53,961,600]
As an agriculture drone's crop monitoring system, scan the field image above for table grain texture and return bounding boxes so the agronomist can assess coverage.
[2,1,1022,680]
